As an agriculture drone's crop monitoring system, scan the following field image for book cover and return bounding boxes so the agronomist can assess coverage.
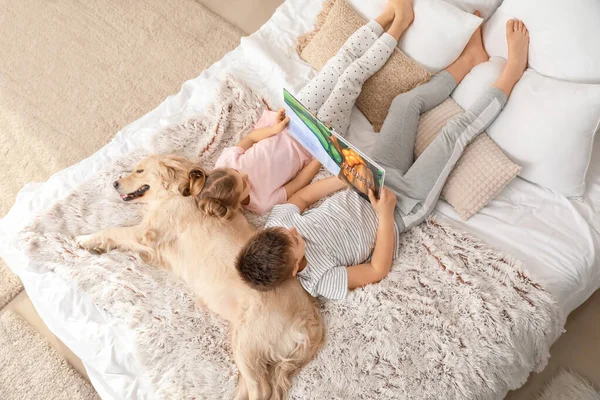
[284,88,385,200]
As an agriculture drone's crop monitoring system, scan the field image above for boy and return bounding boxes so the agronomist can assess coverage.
[235,17,529,299]
[237,181,397,299]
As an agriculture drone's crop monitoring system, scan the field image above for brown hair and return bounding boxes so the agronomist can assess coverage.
[235,227,297,291]
[183,168,206,197]
[186,168,241,220]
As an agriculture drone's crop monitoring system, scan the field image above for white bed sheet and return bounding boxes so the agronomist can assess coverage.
[1,0,599,398]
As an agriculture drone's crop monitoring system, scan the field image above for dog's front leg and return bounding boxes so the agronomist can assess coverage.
[76,226,149,255]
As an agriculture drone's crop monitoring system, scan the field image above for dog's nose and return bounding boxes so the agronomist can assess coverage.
[113,181,119,189]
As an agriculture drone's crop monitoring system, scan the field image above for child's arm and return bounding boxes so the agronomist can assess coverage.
[237,108,289,151]
[283,159,322,200]
[346,188,397,289]
[287,176,347,213]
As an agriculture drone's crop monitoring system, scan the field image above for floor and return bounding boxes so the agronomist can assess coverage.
[196,0,283,34]
[505,290,600,399]
[4,0,599,398]
[1,292,89,380]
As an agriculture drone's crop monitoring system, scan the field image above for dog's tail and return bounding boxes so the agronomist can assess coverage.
[269,309,325,399]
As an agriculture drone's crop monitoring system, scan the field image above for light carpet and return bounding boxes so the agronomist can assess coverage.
[0,261,22,309]
[538,370,600,400]
[0,0,243,308]
[0,311,99,400]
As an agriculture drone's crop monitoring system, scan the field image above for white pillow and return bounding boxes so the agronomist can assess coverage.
[483,0,600,83]
[452,57,506,109]
[346,0,482,72]
[443,0,503,20]
[486,70,600,197]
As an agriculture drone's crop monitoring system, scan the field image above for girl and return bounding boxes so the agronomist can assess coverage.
[213,0,412,214]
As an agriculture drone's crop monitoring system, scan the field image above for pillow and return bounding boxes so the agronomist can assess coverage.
[486,69,600,197]
[298,0,430,132]
[443,0,503,20]
[451,56,506,109]
[346,0,483,72]
[483,0,600,83]
[415,98,521,220]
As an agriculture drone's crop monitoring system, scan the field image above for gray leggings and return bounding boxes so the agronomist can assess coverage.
[372,72,508,231]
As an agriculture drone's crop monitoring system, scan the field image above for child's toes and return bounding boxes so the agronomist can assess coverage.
[506,19,514,34]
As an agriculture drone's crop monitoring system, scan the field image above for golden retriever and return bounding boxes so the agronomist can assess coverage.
[76,154,324,399]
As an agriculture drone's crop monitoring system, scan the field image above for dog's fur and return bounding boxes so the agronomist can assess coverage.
[76,155,325,399]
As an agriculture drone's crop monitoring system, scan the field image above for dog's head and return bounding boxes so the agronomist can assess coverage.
[113,155,197,203]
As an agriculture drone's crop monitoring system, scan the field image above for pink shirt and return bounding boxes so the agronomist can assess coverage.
[214,110,312,214]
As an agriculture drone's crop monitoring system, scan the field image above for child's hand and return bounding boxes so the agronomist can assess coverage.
[368,187,397,217]
[272,108,290,133]
[245,108,289,145]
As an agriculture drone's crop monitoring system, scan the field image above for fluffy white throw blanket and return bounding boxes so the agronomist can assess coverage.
[20,78,562,399]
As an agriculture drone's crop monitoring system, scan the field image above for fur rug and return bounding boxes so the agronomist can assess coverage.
[19,78,562,399]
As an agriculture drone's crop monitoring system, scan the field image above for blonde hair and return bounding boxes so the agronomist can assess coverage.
[186,168,240,220]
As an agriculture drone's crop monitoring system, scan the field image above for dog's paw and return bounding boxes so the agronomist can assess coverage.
[75,234,106,254]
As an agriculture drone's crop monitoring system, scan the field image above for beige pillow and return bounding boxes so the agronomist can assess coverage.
[297,0,430,132]
[416,98,521,220]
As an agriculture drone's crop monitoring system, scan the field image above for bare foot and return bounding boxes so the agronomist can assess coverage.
[505,19,529,81]
[390,0,414,32]
[493,19,529,97]
[445,11,488,83]
[461,11,489,68]
[375,5,395,29]
[386,0,414,40]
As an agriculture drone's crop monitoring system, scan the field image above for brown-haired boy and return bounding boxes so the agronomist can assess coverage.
[236,179,398,299]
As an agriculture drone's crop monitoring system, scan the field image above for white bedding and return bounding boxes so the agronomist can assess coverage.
[1,0,599,398]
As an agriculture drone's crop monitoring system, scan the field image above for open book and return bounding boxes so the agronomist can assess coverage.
[283,89,386,200]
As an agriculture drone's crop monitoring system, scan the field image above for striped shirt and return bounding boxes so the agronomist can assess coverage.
[265,190,400,300]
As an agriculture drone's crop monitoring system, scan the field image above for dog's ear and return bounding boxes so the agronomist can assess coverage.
[159,156,185,180]
[182,168,207,197]
[158,156,191,193]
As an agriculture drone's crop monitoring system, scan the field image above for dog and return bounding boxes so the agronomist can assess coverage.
[76,154,325,399]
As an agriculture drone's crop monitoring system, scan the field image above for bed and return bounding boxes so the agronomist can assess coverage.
[1,0,599,399]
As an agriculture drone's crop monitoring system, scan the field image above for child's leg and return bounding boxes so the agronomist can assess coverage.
[316,0,414,135]
[372,72,457,174]
[296,20,387,115]
[315,33,398,135]
[392,18,529,230]
[372,12,488,176]
[396,87,507,228]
